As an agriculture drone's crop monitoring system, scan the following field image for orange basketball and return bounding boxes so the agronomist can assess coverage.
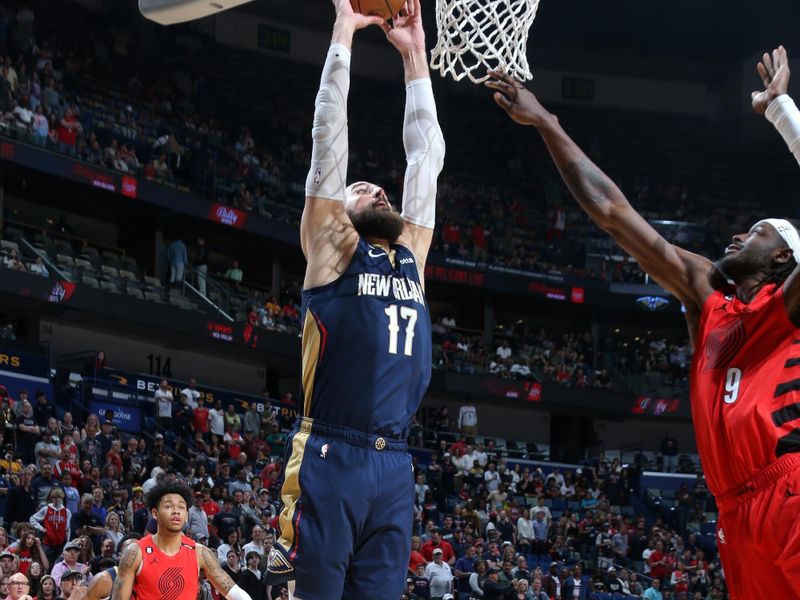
[350,0,404,20]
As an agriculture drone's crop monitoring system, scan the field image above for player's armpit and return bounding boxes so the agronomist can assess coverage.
[397,223,434,281]
[197,544,236,595]
[110,543,140,600]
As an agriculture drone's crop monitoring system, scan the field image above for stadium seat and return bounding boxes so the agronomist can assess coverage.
[74,258,93,270]
[82,275,99,288]
[56,254,75,268]
[127,288,144,300]
[144,276,164,289]
[144,291,163,303]
[101,265,119,278]
[0,240,19,253]
[100,281,119,294]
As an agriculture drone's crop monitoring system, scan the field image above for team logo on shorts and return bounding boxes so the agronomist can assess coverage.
[267,548,294,574]
[320,443,329,459]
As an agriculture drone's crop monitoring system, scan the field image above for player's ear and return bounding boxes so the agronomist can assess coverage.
[775,246,794,265]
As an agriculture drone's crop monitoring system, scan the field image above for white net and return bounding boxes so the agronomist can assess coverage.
[430,0,540,84]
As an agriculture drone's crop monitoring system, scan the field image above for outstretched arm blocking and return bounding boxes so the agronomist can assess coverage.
[485,69,714,315]
[753,46,800,166]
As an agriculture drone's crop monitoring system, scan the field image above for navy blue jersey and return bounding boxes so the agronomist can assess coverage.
[300,237,431,438]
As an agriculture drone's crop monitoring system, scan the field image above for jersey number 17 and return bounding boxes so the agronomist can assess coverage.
[385,305,418,356]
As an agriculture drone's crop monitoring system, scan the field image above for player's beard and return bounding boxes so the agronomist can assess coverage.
[349,207,405,243]
[715,249,764,283]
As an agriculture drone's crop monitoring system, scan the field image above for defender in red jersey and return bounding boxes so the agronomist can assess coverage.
[111,483,253,600]
[488,46,800,599]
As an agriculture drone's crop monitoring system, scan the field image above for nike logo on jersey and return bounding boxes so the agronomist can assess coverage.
[368,249,386,259]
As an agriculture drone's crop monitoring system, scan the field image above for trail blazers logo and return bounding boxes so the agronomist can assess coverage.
[157,567,185,600]
[704,319,745,371]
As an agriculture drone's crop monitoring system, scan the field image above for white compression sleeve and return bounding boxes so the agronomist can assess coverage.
[305,43,351,202]
[401,78,445,229]
[225,585,252,600]
[766,94,800,167]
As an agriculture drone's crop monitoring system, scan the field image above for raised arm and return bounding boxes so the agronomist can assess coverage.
[485,70,715,318]
[197,544,252,600]
[383,0,446,271]
[753,46,800,321]
[753,46,798,164]
[110,542,140,600]
[300,0,383,288]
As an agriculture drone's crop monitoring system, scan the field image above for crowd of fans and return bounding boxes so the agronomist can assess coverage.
[0,0,775,289]
[0,377,725,600]
[434,318,640,394]
[406,435,724,600]
[0,382,296,600]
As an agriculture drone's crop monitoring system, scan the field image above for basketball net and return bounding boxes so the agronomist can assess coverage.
[430,0,540,84]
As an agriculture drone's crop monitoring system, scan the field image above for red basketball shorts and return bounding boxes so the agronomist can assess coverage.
[715,453,800,599]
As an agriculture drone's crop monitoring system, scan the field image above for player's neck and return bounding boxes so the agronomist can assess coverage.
[152,530,183,553]
[734,274,770,304]
[366,236,391,250]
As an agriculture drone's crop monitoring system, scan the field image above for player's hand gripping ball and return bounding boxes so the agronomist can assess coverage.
[350,0,404,20]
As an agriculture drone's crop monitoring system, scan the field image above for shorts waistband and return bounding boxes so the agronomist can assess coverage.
[293,417,408,452]
[716,453,800,513]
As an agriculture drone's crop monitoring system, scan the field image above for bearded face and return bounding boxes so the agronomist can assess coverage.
[346,181,405,243]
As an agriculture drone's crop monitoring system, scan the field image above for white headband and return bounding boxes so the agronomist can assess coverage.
[765,218,800,260]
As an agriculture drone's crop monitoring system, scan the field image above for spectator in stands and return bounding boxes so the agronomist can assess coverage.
[643,578,663,600]
[481,567,513,600]
[2,249,25,272]
[180,379,200,410]
[153,379,173,431]
[237,551,264,600]
[425,548,452,600]
[15,402,38,465]
[421,528,456,566]
[50,539,90,588]
[457,398,478,437]
[208,399,225,439]
[166,238,187,289]
[193,238,209,297]
[660,431,679,473]
[224,260,243,287]
[70,495,103,553]
[28,256,47,277]
[7,573,32,600]
[56,107,81,157]
[33,393,55,429]
[173,393,193,440]
[562,564,589,600]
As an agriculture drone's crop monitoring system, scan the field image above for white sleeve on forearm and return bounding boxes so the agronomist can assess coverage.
[401,78,445,229]
[305,43,351,202]
[766,94,800,167]
[225,585,252,600]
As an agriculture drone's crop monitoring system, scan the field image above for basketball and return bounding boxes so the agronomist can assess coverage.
[350,0,404,20]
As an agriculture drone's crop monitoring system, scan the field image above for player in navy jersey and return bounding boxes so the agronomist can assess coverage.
[266,1,445,599]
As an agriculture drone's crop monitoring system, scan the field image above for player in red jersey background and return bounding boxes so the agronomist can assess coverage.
[487,46,800,599]
[111,482,253,600]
